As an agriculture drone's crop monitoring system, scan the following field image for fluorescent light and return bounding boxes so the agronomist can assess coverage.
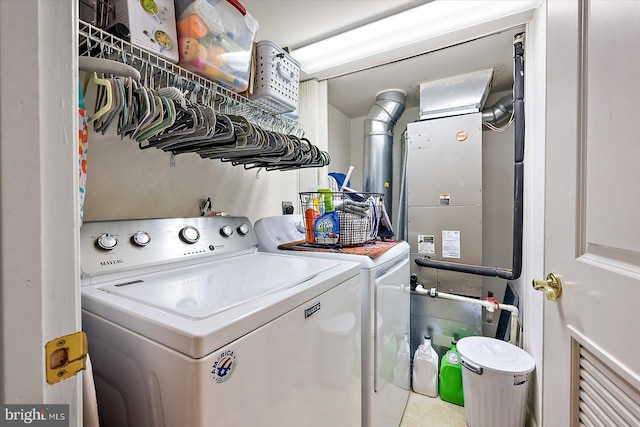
[290,0,541,75]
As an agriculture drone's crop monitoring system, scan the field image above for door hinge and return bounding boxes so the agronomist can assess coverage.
[45,331,88,385]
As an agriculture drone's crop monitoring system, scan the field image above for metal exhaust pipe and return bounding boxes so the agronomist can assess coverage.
[363,89,406,217]
[482,94,514,126]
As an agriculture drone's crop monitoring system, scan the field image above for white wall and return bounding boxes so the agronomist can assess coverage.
[327,105,351,176]
[1,1,81,423]
[82,85,299,224]
[349,116,365,192]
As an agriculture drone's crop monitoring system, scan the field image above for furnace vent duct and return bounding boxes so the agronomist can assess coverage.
[482,94,514,126]
[363,89,406,217]
[419,69,494,120]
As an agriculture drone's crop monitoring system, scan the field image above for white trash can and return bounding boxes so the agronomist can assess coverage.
[457,337,535,427]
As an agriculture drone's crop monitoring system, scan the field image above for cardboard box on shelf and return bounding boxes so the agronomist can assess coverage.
[108,0,179,63]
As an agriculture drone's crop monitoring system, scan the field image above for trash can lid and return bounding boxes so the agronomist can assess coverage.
[457,336,535,374]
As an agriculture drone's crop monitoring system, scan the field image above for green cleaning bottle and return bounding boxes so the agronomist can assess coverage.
[439,340,464,406]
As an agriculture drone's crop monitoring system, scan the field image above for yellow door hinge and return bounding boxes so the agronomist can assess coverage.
[45,331,88,385]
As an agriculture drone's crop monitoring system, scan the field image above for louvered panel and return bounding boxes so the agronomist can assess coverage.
[579,380,618,426]
[582,365,638,425]
[577,345,640,427]
[578,399,605,427]
[580,350,640,425]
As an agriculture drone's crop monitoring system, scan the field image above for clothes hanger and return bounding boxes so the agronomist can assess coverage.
[136,97,175,142]
[130,85,154,139]
[79,56,141,80]
[120,78,144,138]
[167,108,230,154]
[95,76,125,134]
[83,71,112,123]
[136,93,165,139]
[117,77,133,136]
[141,103,200,150]
[80,54,142,124]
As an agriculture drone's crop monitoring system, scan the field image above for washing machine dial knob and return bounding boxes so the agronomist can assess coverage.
[131,231,151,247]
[237,223,250,236]
[295,221,306,234]
[179,226,200,244]
[220,225,234,237]
[96,233,118,250]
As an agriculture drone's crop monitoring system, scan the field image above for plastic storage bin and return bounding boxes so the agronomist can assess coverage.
[457,337,535,427]
[250,40,300,113]
[175,0,258,91]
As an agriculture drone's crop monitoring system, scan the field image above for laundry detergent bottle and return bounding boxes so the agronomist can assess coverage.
[412,335,439,397]
[314,189,339,244]
[439,340,464,406]
[393,333,411,389]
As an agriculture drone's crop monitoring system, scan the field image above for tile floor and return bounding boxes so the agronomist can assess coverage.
[400,392,467,427]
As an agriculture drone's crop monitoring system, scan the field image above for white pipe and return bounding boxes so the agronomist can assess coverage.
[415,285,520,346]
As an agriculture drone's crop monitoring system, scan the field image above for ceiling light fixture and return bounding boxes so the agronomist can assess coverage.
[290,0,541,75]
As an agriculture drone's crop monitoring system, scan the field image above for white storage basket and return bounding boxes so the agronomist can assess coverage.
[251,40,300,114]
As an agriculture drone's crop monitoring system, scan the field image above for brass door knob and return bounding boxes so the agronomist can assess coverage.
[532,272,562,300]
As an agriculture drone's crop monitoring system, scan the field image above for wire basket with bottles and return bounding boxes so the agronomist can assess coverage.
[299,191,383,247]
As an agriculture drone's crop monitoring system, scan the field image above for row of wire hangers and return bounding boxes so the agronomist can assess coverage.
[79,21,329,171]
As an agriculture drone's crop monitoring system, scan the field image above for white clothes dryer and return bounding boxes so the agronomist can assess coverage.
[254,215,411,427]
[80,216,361,427]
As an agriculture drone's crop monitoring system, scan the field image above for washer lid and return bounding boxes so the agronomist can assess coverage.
[82,252,360,358]
[97,253,336,320]
[457,336,535,374]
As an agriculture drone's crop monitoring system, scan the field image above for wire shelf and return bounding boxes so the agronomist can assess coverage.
[78,20,304,137]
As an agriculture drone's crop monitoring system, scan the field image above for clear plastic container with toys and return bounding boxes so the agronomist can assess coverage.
[175,0,258,92]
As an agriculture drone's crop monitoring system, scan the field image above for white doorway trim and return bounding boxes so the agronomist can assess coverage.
[0,1,81,425]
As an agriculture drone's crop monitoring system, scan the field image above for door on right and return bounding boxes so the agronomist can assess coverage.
[543,1,640,425]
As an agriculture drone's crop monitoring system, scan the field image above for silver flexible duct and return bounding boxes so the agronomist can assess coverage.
[482,94,513,126]
[363,89,406,218]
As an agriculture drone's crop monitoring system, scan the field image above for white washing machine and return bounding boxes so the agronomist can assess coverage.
[80,216,362,427]
[254,215,411,427]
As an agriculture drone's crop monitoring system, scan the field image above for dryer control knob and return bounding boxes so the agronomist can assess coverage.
[179,226,200,244]
[220,225,234,237]
[96,233,118,250]
[131,231,151,247]
[237,223,250,236]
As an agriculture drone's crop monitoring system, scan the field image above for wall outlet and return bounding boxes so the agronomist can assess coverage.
[282,201,294,215]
